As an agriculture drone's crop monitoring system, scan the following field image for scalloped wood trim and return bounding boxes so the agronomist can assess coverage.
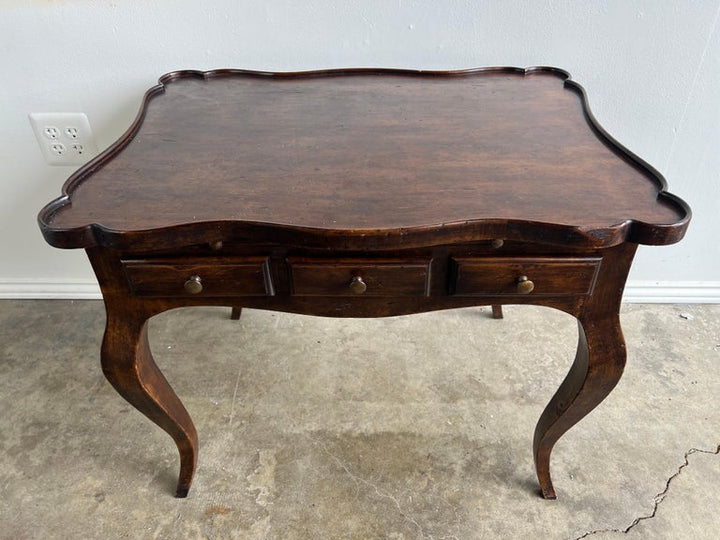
[37,66,691,250]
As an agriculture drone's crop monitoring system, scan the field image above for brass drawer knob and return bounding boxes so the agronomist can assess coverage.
[516,275,534,294]
[184,275,203,294]
[349,275,367,294]
[491,239,504,249]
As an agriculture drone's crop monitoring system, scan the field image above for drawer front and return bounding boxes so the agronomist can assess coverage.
[450,257,601,297]
[122,257,274,297]
[288,259,431,297]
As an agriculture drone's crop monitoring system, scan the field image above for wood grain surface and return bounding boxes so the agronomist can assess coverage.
[39,67,690,251]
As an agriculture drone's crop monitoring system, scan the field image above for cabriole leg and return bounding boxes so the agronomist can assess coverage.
[533,313,626,499]
[101,312,198,497]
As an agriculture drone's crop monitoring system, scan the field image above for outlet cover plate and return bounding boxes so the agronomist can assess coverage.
[29,112,99,166]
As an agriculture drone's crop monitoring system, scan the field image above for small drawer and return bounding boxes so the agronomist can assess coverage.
[288,258,431,297]
[122,257,274,297]
[450,257,601,297]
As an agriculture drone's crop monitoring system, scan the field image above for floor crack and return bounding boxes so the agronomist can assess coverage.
[573,443,720,539]
[227,367,242,427]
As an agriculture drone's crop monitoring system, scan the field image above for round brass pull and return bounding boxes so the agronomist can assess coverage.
[516,275,534,294]
[349,275,367,294]
[184,275,203,294]
[490,239,504,249]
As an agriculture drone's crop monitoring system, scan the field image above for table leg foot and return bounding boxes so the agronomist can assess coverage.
[533,313,625,499]
[101,314,199,497]
[230,307,242,320]
[175,483,191,498]
[491,305,503,319]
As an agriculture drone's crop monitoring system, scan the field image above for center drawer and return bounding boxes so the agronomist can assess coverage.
[288,258,432,297]
[122,257,274,297]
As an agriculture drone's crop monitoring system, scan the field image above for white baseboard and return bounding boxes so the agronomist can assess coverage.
[623,281,720,304]
[1,278,718,303]
[0,279,102,299]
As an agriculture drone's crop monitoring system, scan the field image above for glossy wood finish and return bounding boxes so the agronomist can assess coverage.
[38,68,690,499]
[288,258,432,297]
[39,67,689,252]
[450,257,602,297]
[533,242,636,498]
[123,257,273,297]
[90,247,199,498]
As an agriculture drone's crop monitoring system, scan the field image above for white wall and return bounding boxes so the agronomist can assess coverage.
[1,1,718,301]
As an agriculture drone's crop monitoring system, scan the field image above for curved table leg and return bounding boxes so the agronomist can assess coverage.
[101,312,198,497]
[230,307,242,320]
[533,313,626,499]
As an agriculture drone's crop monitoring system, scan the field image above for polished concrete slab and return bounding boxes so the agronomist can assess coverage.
[1,300,718,539]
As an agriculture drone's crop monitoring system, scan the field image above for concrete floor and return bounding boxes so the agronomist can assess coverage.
[1,300,718,539]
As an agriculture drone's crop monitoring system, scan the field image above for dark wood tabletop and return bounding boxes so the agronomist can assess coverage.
[39,67,689,251]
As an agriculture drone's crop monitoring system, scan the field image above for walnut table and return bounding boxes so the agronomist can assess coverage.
[38,67,691,499]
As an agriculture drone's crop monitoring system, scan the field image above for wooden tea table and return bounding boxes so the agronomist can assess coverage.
[38,67,690,498]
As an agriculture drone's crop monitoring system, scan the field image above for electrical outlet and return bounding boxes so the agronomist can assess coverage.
[29,112,99,166]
